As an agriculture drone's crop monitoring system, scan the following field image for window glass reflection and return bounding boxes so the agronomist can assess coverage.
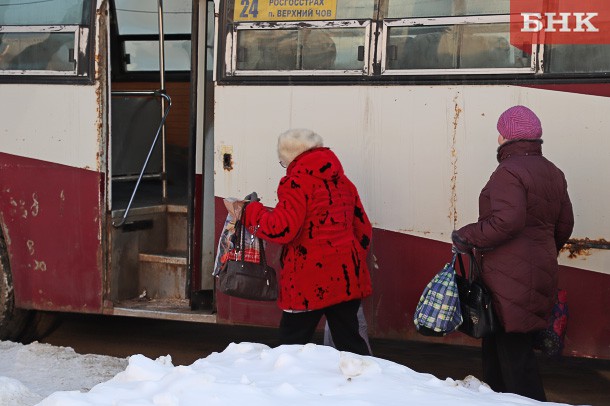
[0,32,75,72]
[387,0,509,18]
[236,28,365,71]
[335,0,375,19]
[115,0,191,35]
[0,0,87,25]
[124,40,191,71]
[548,45,610,73]
[386,23,531,70]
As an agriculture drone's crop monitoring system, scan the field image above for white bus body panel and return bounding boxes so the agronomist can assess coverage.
[214,84,610,275]
[1,85,102,171]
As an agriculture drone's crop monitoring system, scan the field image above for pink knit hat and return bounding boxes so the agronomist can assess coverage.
[497,105,542,140]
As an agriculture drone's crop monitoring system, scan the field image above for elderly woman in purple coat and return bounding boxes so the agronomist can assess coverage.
[451,105,574,401]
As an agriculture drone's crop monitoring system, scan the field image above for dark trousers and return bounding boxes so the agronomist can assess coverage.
[279,299,371,356]
[482,330,546,401]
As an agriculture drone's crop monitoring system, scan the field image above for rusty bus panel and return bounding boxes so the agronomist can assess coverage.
[564,238,610,259]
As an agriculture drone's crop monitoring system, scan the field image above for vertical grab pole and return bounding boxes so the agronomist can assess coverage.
[158,0,168,202]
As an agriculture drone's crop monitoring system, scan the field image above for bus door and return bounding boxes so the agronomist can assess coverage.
[0,0,104,322]
[106,0,215,321]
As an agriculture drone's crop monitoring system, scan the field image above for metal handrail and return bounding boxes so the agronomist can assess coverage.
[111,90,172,227]
[158,0,168,200]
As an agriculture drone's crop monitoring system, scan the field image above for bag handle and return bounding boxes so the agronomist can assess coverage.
[468,252,483,281]
[232,200,249,257]
[454,251,482,283]
[258,236,268,267]
[233,219,268,267]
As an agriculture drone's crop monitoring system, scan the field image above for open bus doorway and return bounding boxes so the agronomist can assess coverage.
[106,0,215,321]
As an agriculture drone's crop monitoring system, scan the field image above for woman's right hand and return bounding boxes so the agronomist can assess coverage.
[451,230,473,255]
[244,192,259,202]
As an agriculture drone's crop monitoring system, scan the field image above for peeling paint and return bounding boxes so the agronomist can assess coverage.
[59,190,66,216]
[221,145,234,171]
[449,95,462,229]
[26,240,35,255]
[94,1,108,175]
[20,199,28,218]
[34,260,47,271]
[396,228,432,235]
[563,238,610,259]
[30,193,39,216]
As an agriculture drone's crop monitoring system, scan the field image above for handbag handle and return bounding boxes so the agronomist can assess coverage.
[234,219,268,267]
[455,251,483,283]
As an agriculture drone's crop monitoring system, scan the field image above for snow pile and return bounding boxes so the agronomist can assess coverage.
[0,340,127,406]
[28,342,563,406]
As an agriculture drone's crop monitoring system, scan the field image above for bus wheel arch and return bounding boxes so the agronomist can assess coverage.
[0,226,33,341]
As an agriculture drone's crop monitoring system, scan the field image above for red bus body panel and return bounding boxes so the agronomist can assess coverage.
[213,198,610,359]
[0,153,104,313]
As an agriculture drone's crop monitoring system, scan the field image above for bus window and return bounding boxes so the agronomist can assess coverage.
[236,30,299,70]
[231,23,370,75]
[382,17,534,74]
[234,26,366,73]
[0,0,88,24]
[0,0,91,77]
[386,0,509,18]
[224,0,374,76]
[335,0,375,19]
[123,40,191,71]
[547,44,610,74]
[0,30,76,73]
[114,0,191,73]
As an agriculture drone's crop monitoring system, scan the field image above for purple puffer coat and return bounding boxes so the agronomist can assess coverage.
[454,139,574,333]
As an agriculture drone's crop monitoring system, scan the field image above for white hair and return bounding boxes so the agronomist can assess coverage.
[277,129,324,167]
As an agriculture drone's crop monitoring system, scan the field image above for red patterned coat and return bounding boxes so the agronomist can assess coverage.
[244,147,372,311]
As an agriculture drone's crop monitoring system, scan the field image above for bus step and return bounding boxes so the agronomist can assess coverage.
[167,205,187,252]
[138,252,187,300]
[112,298,217,323]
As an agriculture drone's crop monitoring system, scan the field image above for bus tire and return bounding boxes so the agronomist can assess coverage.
[18,311,61,344]
[0,231,33,341]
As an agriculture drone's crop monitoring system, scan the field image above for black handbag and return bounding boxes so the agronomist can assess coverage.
[455,252,498,339]
[218,220,278,301]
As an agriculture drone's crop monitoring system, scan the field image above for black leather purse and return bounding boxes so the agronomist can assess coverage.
[218,220,278,301]
[455,252,498,338]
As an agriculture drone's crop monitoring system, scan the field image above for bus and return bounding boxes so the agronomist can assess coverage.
[0,0,608,360]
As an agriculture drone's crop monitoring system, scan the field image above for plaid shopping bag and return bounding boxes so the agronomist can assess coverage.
[413,253,463,336]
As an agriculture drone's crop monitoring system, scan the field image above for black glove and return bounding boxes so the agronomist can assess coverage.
[243,192,259,202]
[451,230,473,255]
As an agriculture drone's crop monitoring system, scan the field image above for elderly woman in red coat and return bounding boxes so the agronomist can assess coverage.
[243,129,373,356]
[452,105,574,401]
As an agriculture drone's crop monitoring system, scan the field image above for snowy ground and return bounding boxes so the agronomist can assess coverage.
[0,340,573,406]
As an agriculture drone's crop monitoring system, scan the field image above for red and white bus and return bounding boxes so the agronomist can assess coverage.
[0,0,608,359]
